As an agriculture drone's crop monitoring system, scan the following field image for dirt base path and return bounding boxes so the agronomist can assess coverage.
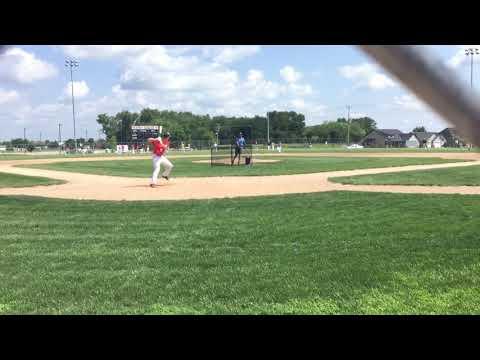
[1,152,480,201]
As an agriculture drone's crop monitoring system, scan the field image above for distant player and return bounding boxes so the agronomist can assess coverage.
[147,132,174,187]
[231,132,246,166]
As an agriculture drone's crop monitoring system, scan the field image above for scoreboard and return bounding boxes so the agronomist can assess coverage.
[131,125,162,142]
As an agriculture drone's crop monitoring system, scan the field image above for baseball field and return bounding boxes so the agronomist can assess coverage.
[1,150,480,314]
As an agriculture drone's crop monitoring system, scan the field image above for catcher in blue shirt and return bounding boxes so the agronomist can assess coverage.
[231,132,246,165]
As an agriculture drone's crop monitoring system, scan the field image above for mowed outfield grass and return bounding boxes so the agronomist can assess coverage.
[331,164,480,186]
[260,146,480,153]
[0,172,65,188]
[18,156,465,178]
[1,192,480,314]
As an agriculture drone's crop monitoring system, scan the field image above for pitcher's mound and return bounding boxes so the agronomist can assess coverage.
[192,159,281,164]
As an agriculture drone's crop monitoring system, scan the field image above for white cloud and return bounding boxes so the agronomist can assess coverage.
[288,83,313,96]
[60,45,262,65]
[64,81,90,98]
[285,99,326,122]
[339,63,396,90]
[290,98,305,108]
[118,46,238,94]
[243,69,286,100]
[446,45,480,68]
[350,112,366,118]
[60,45,151,59]
[280,65,302,83]
[202,46,261,64]
[394,94,425,111]
[0,47,57,84]
[50,45,323,132]
[0,88,19,104]
[58,45,316,120]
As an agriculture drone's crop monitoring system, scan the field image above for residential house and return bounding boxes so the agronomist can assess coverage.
[405,133,419,148]
[361,129,406,148]
[439,128,468,147]
[411,132,446,148]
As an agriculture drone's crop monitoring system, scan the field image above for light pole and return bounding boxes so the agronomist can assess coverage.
[465,48,479,89]
[23,127,26,153]
[65,59,79,152]
[266,112,270,147]
[346,105,351,145]
[58,123,62,154]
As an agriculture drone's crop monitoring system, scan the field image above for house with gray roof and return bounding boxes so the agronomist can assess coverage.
[362,128,451,148]
[439,128,468,147]
[405,132,446,148]
[361,129,407,148]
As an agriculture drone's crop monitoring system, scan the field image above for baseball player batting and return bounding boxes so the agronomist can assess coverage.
[148,132,174,187]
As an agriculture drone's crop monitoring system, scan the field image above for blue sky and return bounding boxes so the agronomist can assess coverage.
[0,45,479,141]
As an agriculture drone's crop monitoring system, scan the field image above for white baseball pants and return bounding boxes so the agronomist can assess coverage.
[151,155,173,184]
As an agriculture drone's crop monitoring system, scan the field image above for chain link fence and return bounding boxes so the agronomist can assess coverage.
[0,137,353,155]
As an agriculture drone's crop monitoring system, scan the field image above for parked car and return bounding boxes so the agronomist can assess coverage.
[346,144,364,149]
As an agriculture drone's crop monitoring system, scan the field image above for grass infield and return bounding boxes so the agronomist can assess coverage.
[1,192,479,314]
[19,156,465,178]
[0,172,65,188]
[330,165,480,186]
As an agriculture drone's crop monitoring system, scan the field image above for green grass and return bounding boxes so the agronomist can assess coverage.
[258,146,479,153]
[19,156,465,178]
[0,172,65,188]
[1,192,480,314]
[0,152,151,161]
[331,165,480,186]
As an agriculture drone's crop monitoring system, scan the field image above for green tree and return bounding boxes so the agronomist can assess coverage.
[413,126,426,132]
[65,139,76,149]
[107,136,117,150]
[11,138,28,148]
[348,122,366,142]
[267,111,305,141]
[351,117,377,134]
[47,141,59,149]
[115,111,138,144]
[96,139,106,149]
[97,108,307,145]
[304,120,366,144]
[96,114,119,141]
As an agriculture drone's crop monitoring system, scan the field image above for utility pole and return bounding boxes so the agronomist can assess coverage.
[346,105,351,145]
[23,127,26,153]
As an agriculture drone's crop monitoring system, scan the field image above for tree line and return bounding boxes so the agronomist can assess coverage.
[1,138,99,152]
[95,108,379,147]
[96,109,307,148]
